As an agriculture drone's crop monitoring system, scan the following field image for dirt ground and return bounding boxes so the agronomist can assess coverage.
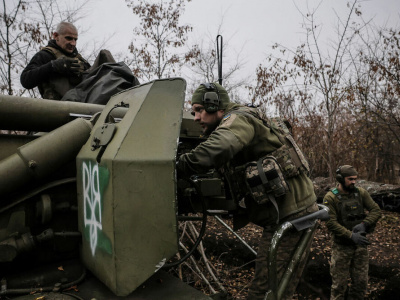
[173,210,400,300]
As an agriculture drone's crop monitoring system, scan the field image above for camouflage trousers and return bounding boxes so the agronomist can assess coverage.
[330,242,369,300]
[247,202,318,300]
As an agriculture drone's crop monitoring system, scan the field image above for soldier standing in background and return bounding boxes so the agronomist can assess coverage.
[323,165,381,300]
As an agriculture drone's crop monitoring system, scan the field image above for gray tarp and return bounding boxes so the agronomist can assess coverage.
[61,62,140,105]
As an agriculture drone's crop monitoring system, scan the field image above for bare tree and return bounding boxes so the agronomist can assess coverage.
[349,27,400,182]
[0,0,31,95]
[183,20,249,104]
[125,0,194,82]
[249,0,368,180]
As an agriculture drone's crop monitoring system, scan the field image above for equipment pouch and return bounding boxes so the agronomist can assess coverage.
[270,144,300,178]
[244,156,289,205]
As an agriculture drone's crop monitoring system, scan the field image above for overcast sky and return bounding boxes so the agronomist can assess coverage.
[78,0,399,83]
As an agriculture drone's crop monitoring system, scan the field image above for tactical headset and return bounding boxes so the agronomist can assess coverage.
[201,83,220,113]
[336,166,344,184]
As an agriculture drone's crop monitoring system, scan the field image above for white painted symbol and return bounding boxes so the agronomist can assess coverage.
[82,161,102,256]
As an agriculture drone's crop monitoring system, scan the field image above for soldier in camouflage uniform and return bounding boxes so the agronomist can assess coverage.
[323,165,381,300]
[177,83,318,300]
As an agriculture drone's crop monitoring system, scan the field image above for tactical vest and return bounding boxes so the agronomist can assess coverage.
[225,108,311,223]
[40,46,89,100]
[231,108,310,178]
[332,188,365,230]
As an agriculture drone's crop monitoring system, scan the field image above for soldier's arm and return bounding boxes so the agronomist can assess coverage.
[20,51,55,89]
[359,187,382,228]
[323,193,352,239]
[177,114,254,177]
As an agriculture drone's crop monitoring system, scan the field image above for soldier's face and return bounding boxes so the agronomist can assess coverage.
[54,27,78,54]
[191,104,224,135]
[344,176,357,191]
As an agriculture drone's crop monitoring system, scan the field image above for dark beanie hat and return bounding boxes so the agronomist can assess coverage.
[191,83,230,110]
[338,165,358,177]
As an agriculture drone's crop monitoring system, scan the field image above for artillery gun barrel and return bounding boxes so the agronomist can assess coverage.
[0,95,127,132]
[0,118,93,197]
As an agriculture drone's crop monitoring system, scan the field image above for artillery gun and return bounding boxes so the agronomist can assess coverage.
[0,78,328,300]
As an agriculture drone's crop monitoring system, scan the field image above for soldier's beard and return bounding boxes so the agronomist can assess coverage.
[343,183,356,192]
[203,122,219,136]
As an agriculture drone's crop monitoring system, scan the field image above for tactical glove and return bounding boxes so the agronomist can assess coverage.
[51,57,84,76]
[352,222,367,233]
[350,232,370,246]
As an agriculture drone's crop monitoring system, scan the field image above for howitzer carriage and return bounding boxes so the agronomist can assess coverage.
[0,79,328,300]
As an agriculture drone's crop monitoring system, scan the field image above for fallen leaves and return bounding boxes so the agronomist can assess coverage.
[173,210,399,299]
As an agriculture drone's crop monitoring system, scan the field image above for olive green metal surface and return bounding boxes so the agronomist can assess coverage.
[0,95,126,132]
[76,78,186,296]
[0,118,92,197]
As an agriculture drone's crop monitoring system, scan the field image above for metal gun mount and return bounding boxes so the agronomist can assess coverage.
[0,78,210,299]
[265,204,329,300]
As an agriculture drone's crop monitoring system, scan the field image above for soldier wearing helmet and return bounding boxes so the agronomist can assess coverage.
[323,165,381,300]
[177,82,318,300]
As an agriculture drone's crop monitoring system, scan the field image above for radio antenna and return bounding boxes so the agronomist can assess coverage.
[216,35,223,85]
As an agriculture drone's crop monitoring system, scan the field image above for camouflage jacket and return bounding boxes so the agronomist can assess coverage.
[178,103,317,226]
[323,186,381,245]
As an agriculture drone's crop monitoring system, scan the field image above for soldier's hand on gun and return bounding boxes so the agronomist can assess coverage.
[351,232,370,246]
[52,57,84,77]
